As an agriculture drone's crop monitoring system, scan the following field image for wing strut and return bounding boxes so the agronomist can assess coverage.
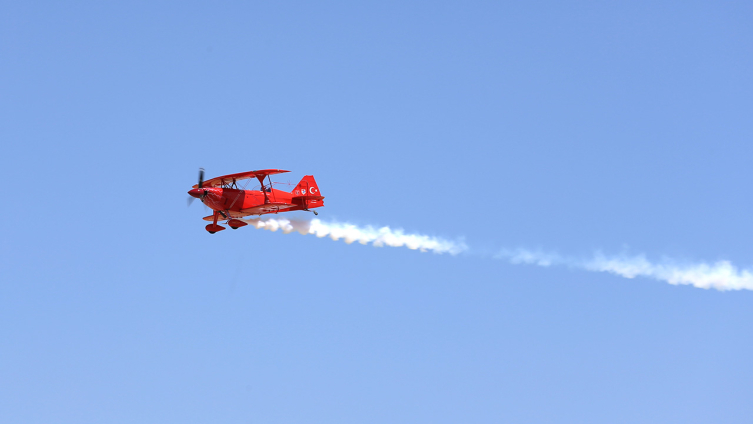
[257,174,270,204]
[268,175,277,203]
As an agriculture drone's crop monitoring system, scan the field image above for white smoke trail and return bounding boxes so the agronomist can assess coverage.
[239,217,751,291]
[241,217,467,255]
[496,248,753,291]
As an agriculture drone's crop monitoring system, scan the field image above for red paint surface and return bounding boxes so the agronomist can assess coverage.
[189,170,324,233]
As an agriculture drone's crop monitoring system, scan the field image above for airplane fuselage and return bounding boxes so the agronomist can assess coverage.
[188,187,323,216]
[188,170,323,232]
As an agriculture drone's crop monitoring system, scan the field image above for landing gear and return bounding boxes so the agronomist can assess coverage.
[313,210,318,216]
[227,219,247,230]
[205,224,225,233]
[205,210,226,233]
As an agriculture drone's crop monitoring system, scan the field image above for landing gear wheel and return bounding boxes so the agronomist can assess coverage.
[226,219,247,230]
[205,224,225,233]
[313,211,318,216]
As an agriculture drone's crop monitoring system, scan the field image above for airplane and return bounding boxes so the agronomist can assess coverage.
[187,168,324,234]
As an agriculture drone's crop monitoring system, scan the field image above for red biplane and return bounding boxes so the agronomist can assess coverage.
[187,168,324,234]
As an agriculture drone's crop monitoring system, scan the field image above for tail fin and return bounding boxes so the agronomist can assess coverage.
[292,175,324,210]
[293,175,321,197]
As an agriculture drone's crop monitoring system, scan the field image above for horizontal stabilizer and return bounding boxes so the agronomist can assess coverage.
[292,195,324,201]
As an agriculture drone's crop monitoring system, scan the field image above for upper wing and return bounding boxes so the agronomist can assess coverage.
[193,169,290,188]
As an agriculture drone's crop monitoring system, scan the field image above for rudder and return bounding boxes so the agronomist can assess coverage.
[292,175,324,210]
[293,175,321,197]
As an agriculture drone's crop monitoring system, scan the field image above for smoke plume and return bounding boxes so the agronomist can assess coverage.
[241,217,467,255]
[241,217,751,291]
[496,248,753,291]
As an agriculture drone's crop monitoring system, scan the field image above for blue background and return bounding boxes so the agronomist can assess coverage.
[2,1,752,423]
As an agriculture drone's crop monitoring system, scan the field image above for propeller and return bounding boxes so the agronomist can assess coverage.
[187,168,207,206]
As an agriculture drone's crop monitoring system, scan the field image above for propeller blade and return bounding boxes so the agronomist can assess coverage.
[187,196,196,207]
[198,168,205,189]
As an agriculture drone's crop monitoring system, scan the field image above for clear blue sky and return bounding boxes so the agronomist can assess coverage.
[2,1,752,423]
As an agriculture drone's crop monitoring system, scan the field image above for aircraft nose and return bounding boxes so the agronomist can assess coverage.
[188,188,203,198]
